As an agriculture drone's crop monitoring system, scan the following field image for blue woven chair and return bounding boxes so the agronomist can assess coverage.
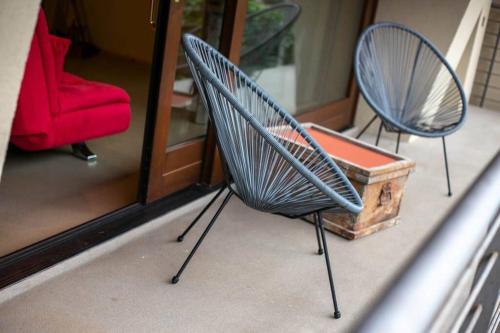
[171,34,363,318]
[354,22,467,196]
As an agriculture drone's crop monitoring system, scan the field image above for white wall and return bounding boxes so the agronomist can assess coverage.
[354,0,492,139]
[448,0,491,96]
[470,6,500,109]
[0,0,41,182]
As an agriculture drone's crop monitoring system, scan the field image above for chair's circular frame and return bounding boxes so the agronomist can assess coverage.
[354,22,467,138]
[183,33,363,214]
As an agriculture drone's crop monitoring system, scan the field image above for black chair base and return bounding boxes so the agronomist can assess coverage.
[315,211,342,318]
[314,213,324,255]
[176,185,227,243]
[442,137,452,197]
[171,190,233,284]
[357,116,453,196]
[172,189,342,318]
[72,142,97,161]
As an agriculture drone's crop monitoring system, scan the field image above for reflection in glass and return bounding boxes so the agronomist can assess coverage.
[240,0,365,115]
[167,0,226,147]
[0,0,153,256]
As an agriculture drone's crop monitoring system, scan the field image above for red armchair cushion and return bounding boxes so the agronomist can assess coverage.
[11,8,131,151]
[53,103,131,148]
[58,73,130,114]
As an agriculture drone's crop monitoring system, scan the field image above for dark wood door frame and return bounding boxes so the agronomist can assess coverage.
[147,0,378,198]
[146,0,248,202]
[201,0,248,185]
[147,0,185,201]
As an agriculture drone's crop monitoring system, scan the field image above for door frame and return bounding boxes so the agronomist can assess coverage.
[145,0,378,199]
[145,0,248,202]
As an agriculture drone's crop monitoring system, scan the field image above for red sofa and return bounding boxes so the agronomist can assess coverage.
[11,9,131,158]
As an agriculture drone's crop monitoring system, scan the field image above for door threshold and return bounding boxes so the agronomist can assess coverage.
[0,186,219,303]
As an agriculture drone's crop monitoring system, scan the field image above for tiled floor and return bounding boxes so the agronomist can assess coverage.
[0,106,498,332]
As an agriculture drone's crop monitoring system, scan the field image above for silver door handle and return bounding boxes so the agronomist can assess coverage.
[149,0,157,27]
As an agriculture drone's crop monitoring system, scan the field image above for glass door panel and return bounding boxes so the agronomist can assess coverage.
[147,0,237,201]
[147,0,375,198]
[167,0,226,147]
[240,0,365,116]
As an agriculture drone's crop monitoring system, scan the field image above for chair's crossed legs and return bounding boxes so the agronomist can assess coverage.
[357,115,453,196]
[171,187,232,284]
[171,186,342,319]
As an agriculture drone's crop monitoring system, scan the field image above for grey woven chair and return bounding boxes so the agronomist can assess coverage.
[354,22,467,196]
[171,34,363,318]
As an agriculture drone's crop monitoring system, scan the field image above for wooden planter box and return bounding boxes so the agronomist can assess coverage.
[299,123,415,240]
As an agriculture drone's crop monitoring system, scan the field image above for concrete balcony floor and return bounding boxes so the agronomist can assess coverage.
[0,106,498,332]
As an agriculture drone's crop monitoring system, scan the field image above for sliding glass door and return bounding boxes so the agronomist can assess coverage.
[146,0,376,200]
[240,0,376,129]
[146,0,246,200]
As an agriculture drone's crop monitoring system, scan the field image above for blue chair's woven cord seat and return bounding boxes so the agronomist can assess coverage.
[183,34,363,217]
[355,22,466,137]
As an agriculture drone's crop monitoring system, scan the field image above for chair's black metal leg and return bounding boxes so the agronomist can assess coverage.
[177,185,227,242]
[442,137,452,197]
[395,131,401,154]
[313,214,324,255]
[317,212,341,319]
[172,191,233,284]
[72,142,97,161]
[375,121,383,146]
[356,115,378,139]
